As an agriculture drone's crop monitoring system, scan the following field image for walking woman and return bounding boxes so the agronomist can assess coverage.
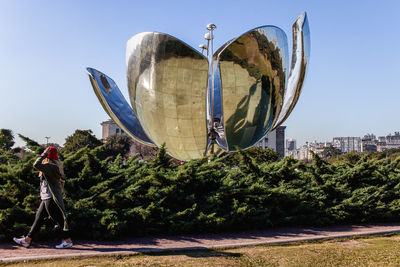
[13,147,73,248]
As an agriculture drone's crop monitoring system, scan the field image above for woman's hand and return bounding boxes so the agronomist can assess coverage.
[42,147,51,155]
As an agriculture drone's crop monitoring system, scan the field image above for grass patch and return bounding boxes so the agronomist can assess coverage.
[3,234,400,266]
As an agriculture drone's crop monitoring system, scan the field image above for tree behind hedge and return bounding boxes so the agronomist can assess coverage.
[0,129,15,151]
[60,129,102,155]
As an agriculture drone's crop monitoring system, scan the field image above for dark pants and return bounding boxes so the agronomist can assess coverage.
[27,199,69,240]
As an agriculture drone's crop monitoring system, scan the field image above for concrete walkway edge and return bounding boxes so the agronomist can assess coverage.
[2,224,400,263]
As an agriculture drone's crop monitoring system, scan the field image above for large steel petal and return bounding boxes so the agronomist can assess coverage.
[86,67,155,146]
[214,26,289,151]
[126,32,209,160]
[273,12,310,129]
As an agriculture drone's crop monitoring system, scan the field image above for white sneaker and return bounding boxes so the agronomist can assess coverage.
[55,239,73,249]
[13,236,31,248]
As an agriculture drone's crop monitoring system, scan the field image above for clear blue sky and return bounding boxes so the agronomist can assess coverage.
[1,0,399,147]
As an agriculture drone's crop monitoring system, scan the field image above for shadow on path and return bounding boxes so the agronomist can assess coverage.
[1,223,400,263]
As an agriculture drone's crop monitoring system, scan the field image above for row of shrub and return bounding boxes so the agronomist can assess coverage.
[0,137,399,241]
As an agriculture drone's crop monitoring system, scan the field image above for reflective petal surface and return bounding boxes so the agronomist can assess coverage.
[214,26,289,151]
[86,67,155,146]
[210,63,227,150]
[88,13,309,160]
[126,32,209,160]
[273,12,310,129]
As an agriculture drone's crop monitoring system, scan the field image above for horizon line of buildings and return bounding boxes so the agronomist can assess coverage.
[102,119,400,161]
[286,132,400,160]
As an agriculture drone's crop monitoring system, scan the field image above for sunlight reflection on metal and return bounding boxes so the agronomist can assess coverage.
[273,12,310,129]
[125,32,209,161]
[214,25,289,151]
[86,68,155,146]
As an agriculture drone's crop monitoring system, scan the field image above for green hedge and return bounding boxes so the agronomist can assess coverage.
[0,145,399,241]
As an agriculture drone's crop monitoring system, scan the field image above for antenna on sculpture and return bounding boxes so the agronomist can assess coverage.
[204,23,217,154]
[205,23,216,59]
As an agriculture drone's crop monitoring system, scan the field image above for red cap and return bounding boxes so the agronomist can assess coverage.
[47,147,59,160]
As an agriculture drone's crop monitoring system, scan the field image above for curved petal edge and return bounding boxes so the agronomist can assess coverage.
[273,12,310,129]
[86,67,155,147]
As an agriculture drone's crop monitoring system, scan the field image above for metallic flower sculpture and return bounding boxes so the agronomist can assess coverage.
[87,12,310,161]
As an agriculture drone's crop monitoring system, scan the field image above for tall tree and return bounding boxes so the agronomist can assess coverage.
[61,129,102,154]
[321,145,341,159]
[103,134,131,158]
[0,129,15,151]
[18,134,41,152]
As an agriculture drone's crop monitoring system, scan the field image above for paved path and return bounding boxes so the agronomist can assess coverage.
[1,223,400,263]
